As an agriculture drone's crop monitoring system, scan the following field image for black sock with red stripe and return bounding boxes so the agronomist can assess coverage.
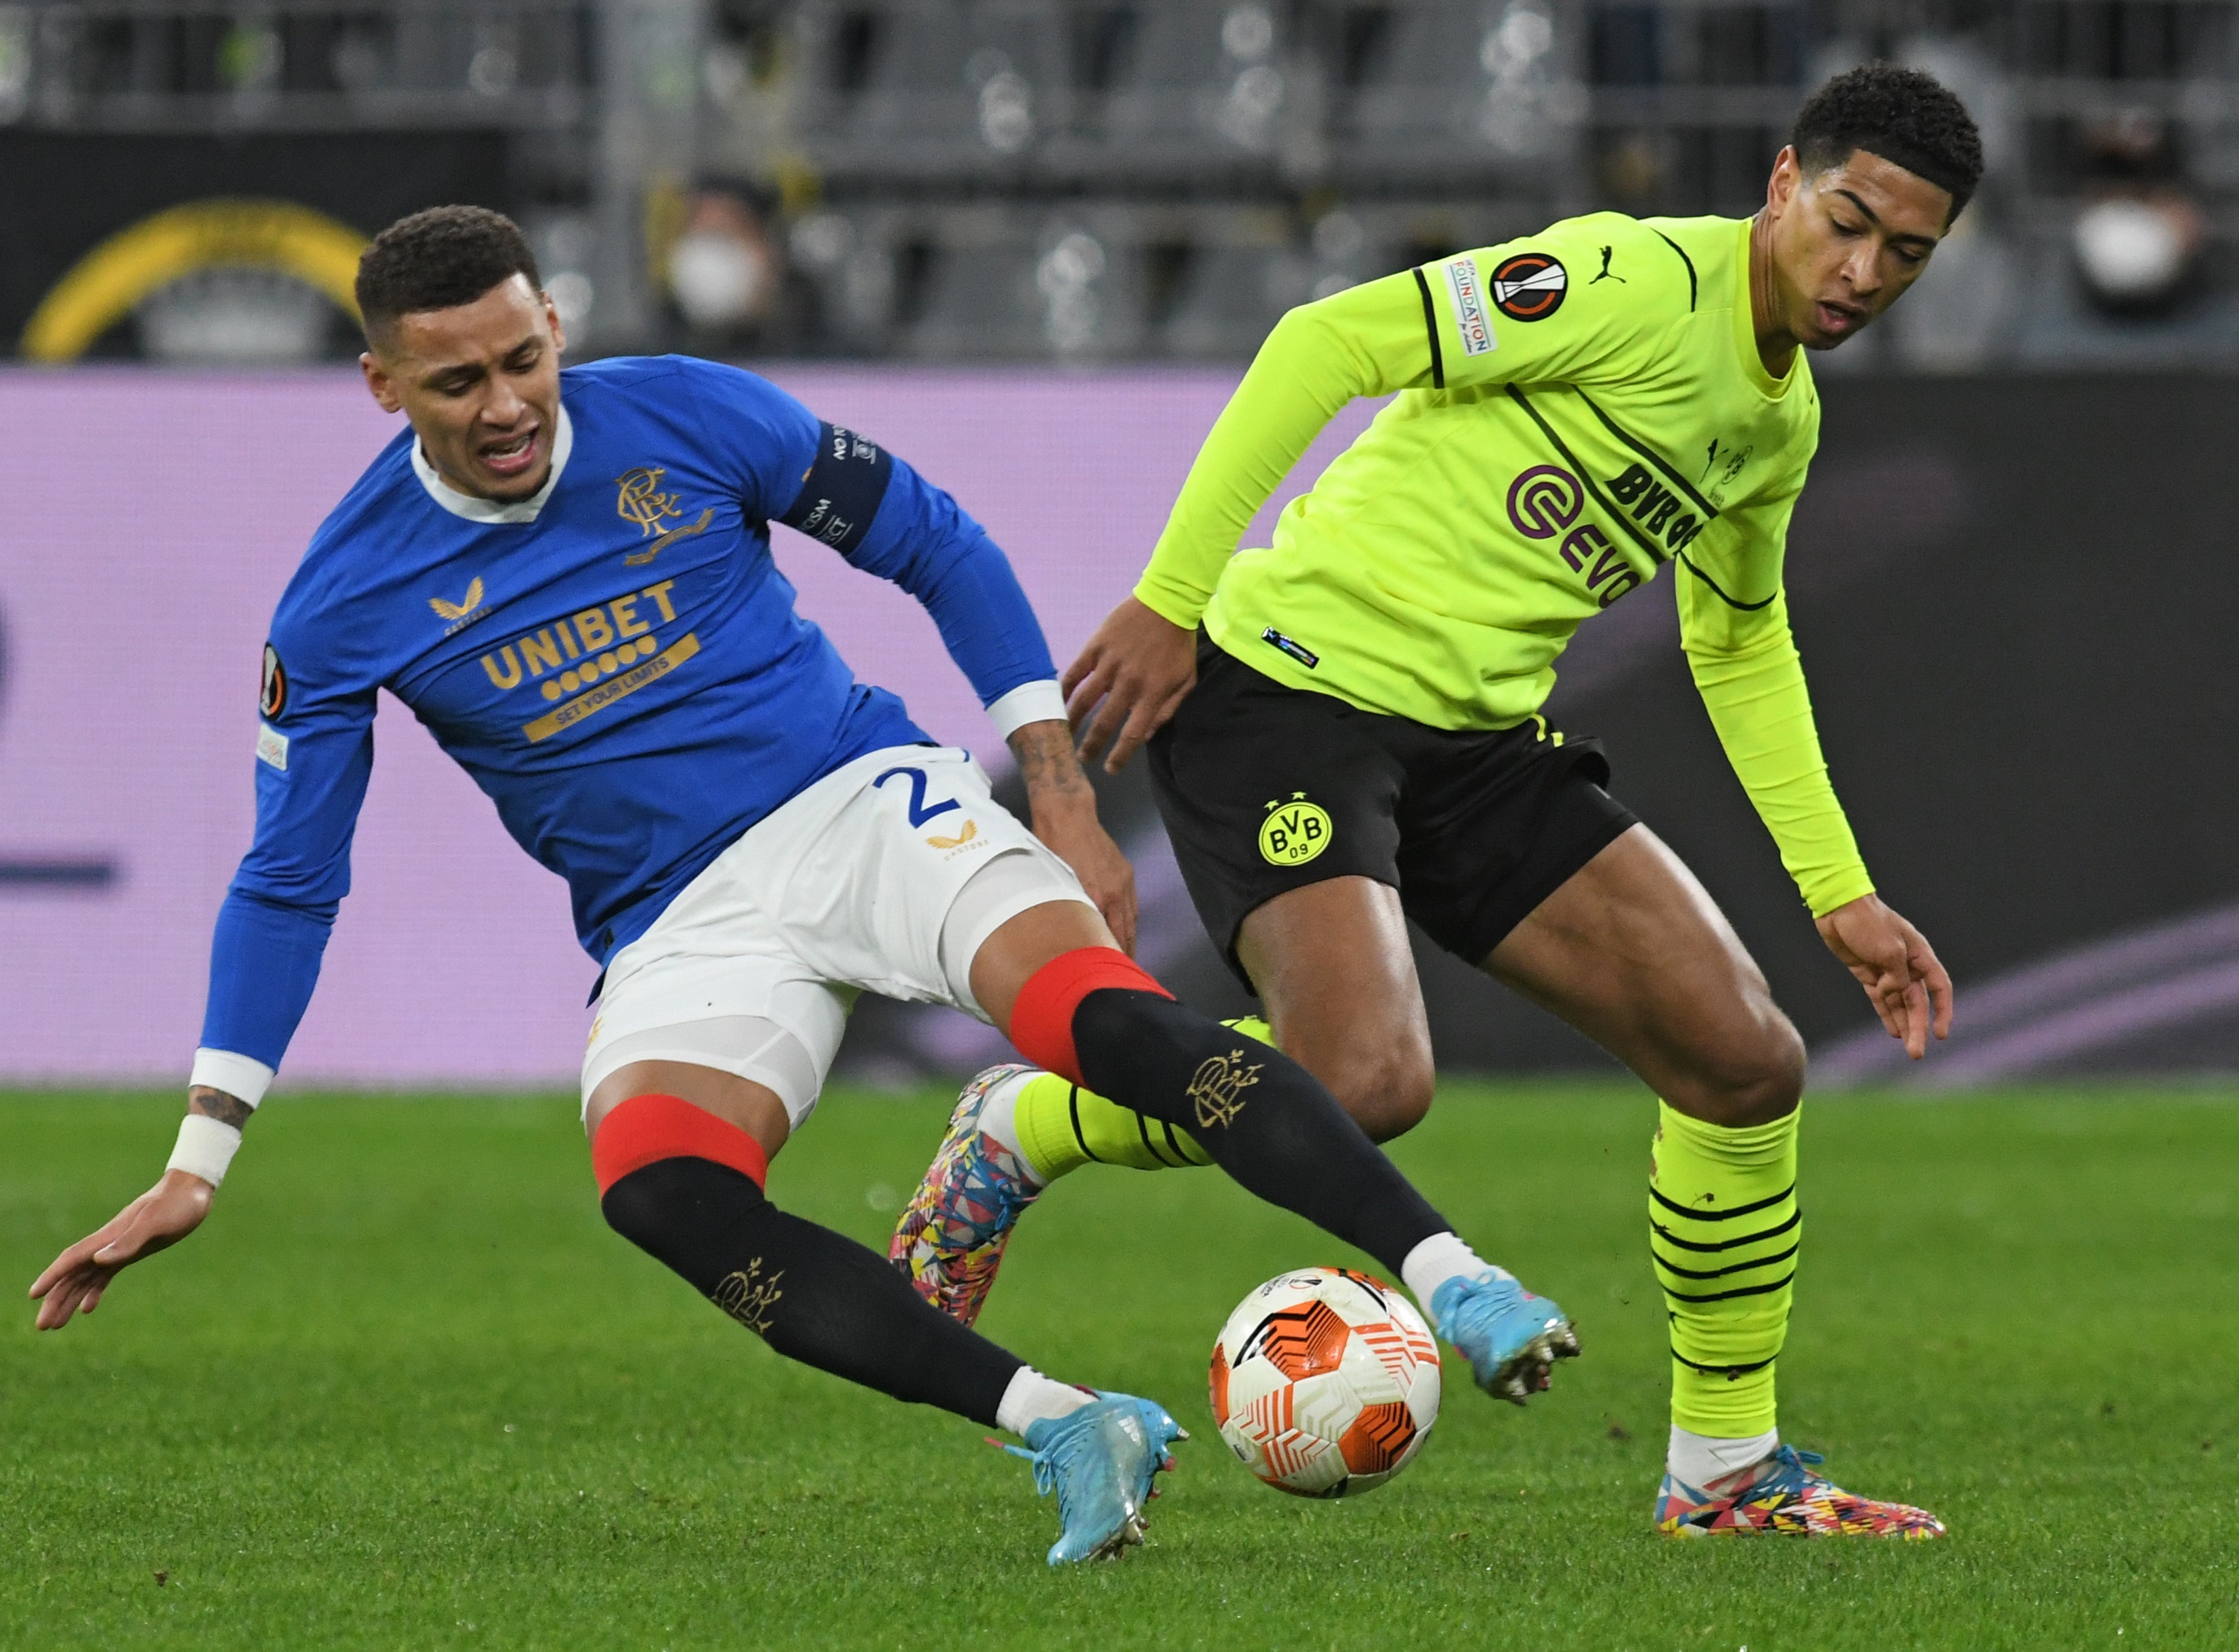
[595,1095,1022,1425]
[1008,949,1451,1278]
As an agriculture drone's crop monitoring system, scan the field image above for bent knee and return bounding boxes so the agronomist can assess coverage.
[1319,1048,1436,1143]
[1664,1016,1805,1128]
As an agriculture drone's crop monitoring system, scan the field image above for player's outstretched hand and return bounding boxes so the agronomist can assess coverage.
[29,1169,212,1331]
[1816,894,1954,1060]
[1037,807,1139,956]
[1063,597,1197,773]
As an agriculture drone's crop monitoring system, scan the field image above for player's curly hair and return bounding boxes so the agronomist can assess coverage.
[355,206,542,344]
[1792,63,1984,218]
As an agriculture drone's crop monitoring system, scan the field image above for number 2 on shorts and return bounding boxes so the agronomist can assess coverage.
[873,766,962,828]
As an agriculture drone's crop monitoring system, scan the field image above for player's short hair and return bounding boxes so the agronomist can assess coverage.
[355,206,542,346]
[1791,63,1984,219]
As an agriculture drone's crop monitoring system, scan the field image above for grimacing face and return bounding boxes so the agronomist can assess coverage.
[360,273,566,502]
[1762,144,1953,349]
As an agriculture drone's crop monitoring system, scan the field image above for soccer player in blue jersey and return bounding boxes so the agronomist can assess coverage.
[30,207,1577,1564]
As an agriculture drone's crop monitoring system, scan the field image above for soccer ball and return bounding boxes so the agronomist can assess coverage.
[1209,1267,1442,1497]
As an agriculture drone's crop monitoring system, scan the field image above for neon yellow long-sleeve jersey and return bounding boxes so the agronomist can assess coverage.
[1135,211,1873,918]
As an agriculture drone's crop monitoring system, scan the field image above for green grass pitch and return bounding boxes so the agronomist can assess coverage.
[3,1084,2234,1649]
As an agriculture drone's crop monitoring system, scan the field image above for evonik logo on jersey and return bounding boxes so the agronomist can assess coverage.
[1504,465,1644,609]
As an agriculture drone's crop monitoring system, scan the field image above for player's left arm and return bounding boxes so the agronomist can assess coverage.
[1678,489,1953,1058]
[694,368,1138,947]
[1004,716,1137,955]
[796,449,1137,950]
[26,1090,236,1329]
[33,602,373,1327]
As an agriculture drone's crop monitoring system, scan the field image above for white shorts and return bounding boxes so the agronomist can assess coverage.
[581,744,1093,1127]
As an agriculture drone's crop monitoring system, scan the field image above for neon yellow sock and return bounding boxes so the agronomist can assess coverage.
[1011,1016,1273,1181]
[1649,1100,1800,1439]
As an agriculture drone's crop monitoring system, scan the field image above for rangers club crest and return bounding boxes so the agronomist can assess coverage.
[1490,253,1567,321]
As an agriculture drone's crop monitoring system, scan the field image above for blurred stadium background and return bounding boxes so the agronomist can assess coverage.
[3,0,2237,1090]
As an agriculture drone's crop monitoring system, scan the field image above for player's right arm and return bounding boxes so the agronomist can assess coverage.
[1069,214,1667,767]
[1677,481,1952,1056]
[26,1090,235,1329]
[29,606,376,1328]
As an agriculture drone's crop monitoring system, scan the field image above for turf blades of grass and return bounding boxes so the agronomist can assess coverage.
[3,1086,2234,1650]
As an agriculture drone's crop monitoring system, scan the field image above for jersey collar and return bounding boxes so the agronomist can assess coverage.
[1732,216,1801,402]
[410,401,575,524]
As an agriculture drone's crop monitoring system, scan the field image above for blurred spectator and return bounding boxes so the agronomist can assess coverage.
[663,191,785,347]
[2070,116,2204,319]
[669,193,781,330]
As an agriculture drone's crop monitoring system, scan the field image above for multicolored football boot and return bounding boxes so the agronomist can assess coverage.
[1005,1391,1187,1566]
[1429,1272,1581,1405]
[890,1064,1040,1327]
[1655,1444,1946,1538]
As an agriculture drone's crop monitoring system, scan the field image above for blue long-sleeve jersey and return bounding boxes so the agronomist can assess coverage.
[202,356,1057,1077]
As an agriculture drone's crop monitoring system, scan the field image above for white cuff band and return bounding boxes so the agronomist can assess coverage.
[167,1114,243,1188]
[190,1048,274,1108]
[986,679,1066,739]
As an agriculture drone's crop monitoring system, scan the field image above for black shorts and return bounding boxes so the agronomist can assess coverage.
[1147,638,1638,985]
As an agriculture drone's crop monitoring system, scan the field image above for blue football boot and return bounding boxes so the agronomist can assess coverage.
[1005,1392,1187,1565]
[1430,1273,1581,1405]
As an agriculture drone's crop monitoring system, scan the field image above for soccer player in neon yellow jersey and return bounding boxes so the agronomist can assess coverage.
[897,65,1973,1535]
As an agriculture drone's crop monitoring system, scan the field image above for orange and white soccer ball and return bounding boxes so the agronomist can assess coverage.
[1209,1267,1442,1497]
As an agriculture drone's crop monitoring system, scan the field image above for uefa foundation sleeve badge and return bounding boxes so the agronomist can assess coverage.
[1260,794,1333,866]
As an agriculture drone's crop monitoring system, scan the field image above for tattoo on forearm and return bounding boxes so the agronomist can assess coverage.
[188,1087,253,1129]
[1008,720,1091,801]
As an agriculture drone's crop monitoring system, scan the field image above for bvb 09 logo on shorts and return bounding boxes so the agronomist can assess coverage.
[1259,793,1333,867]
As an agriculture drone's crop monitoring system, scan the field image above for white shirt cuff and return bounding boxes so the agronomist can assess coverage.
[986,679,1066,739]
[190,1048,275,1109]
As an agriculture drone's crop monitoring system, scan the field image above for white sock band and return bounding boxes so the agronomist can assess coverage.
[995,1367,1094,1438]
[1666,1425,1780,1487]
[1400,1231,1513,1316]
[167,1114,244,1188]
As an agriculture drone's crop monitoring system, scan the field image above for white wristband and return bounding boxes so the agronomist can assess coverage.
[987,679,1066,739]
[167,1114,243,1188]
